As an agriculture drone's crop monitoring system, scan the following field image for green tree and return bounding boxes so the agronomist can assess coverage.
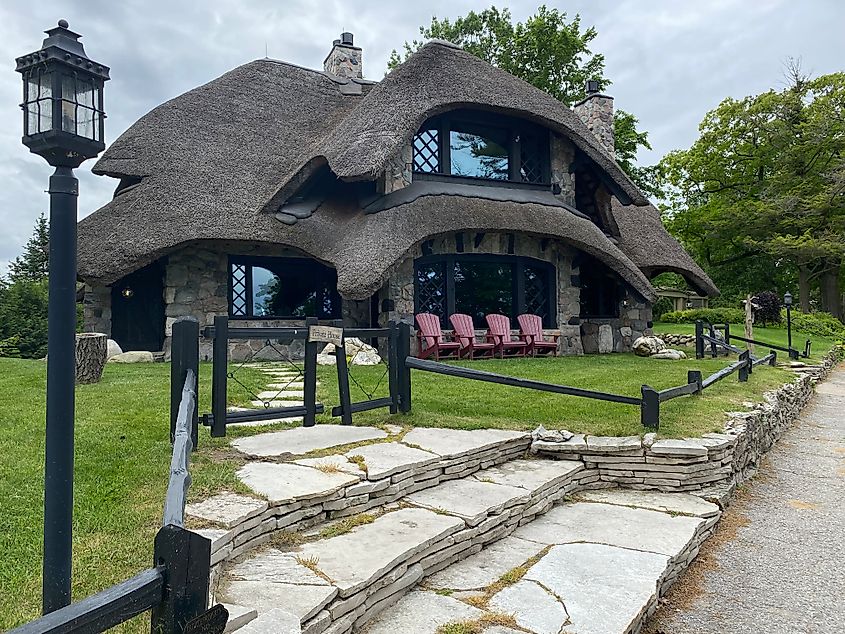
[660,68,845,318]
[8,212,49,283]
[388,5,660,196]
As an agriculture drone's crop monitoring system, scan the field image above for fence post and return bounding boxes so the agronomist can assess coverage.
[334,336,353,426]
[708,323,718,358]
[738,350,750,382]
[694,320,704,359]
[210,315,229,438]
[723,323,731,354]
[150,525,210,634]
[303,317,318,428]
[769,350,778,366]
[387,321,399,415]
[641,385,660,430]
[398,321,412,414]
[687,370,703,394]
[170,318,199,448]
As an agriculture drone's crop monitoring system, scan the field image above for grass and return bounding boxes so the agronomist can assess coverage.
[315,352,793,438]
[317,513,376,539]
[0,325,831,629]
[652,322,837,364]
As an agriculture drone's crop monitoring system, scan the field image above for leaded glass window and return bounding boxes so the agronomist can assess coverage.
[414,254,555,327]
[413,129,440,173]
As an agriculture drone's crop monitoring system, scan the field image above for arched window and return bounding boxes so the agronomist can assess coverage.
[414,254,556,327]
[412,110,550,186]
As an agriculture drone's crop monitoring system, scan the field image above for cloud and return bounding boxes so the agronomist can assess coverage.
[0,0,841,274]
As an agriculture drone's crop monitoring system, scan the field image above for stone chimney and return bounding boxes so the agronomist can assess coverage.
[323,32,363,79]
[573,80,614,154]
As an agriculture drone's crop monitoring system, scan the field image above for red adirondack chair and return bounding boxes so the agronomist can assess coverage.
[415,313,461,360]
[485,314,529,358]
[449,313,496,360]
[517,314,560,356]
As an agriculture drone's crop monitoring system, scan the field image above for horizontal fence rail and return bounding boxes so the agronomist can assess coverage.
[701,351,751,389]
[7,568,165,634]
[405,356,643,406]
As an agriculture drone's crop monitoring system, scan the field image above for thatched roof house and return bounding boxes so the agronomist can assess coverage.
[79,35,716,358]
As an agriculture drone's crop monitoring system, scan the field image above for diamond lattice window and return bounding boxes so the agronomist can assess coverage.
[519,131,545,184]
[524,265,550,317]
[413,129,440,173]
[415,261,447,319]
[230,263,248,316]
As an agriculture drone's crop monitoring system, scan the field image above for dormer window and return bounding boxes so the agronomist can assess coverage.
[412,110,550,186]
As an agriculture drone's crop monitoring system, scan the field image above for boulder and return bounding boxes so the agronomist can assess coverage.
[106,339,123,359]
[632,336,666,357]
[650,349,687,360]
[320,338,382,365]
[108,350,155,363]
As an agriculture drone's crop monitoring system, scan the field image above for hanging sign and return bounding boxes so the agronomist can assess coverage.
[309,325,344,346]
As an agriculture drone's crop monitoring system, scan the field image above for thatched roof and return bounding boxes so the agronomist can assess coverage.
[79,40,709,301]
[78,183,656,301]
[611,200,719,297]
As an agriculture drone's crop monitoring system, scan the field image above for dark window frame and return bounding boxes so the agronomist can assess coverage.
[227,255,342,320]
[578,260,622,319]
[412,110,551,186]
[413,253,557,328]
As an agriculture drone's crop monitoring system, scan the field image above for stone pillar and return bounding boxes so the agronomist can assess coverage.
[550,134,576,207]
[378,142,413,194]
[573,90,615,155]
[323,33,363,79]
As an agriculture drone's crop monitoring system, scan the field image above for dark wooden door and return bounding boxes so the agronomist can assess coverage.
[111,261,165,352]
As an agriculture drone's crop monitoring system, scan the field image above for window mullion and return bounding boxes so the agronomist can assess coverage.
[440,120,451,175]
[446,256,456,321]
[245,265,254,317]
[510,128,521,182]
[514,259,525,319]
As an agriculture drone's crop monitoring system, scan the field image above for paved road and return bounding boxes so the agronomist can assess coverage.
[650,366,845,634]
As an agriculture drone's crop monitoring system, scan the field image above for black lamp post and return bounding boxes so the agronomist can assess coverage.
[784,291,795,359]
[15,20,109,614]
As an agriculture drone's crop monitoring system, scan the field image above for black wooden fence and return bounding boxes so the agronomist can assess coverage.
[695,319,808,361]
[9,364,221,634]
[398,327,777,431]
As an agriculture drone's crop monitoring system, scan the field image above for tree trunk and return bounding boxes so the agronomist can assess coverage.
[75,333,108,384]
[819,259,843,321]
[798,265,811,313]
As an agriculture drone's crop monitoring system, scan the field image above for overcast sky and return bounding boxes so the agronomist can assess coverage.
[0,0,842,275]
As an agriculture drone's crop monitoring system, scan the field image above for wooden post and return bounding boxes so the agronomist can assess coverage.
[335,337,353,426]
[641,385,660,430]
[738,350,750,382]
[398,321,412,414]
[744,294,755,356]
[210,316,228,438]
[387,321,399,415]
[769,350,778,366]
[694,320,705,359]
[170,318,199,447]
[150,525,210,634]
[723,323,731,356]
[75,333,108,384]
[687,370,703,394]
[303,317,318,428]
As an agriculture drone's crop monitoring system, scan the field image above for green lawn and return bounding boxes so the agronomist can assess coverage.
[652,322,837,363]
[0,332,821,629]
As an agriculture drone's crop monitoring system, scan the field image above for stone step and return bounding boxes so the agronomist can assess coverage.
[214,457,597,634]
[368,488,721,634]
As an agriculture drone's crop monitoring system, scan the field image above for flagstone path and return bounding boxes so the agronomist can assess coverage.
[646,366,845,634]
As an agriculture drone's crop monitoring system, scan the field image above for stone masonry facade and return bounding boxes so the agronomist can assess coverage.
[572,93,615,154]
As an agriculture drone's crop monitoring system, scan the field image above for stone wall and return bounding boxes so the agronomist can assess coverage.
[532,346,844,504]
[580,295,653,354]
[572,93,615,154]
[550,133,576,207]
[378,141,413,194]
[83,284,111,335]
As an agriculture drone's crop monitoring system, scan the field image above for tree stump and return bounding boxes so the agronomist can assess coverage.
[76,333,108,384]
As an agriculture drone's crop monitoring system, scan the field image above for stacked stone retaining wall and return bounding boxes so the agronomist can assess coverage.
[533,347,843,504]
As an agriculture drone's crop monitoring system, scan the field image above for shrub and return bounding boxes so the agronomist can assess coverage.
[0,279,49,358]
[660,308,746,324]
[651,297,674,321]
[751,291,782,326]
[785,311,845,339]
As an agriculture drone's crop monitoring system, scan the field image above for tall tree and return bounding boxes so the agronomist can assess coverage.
[661,69,845,317]
[8,212,49,283]
[388,5,661,196]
